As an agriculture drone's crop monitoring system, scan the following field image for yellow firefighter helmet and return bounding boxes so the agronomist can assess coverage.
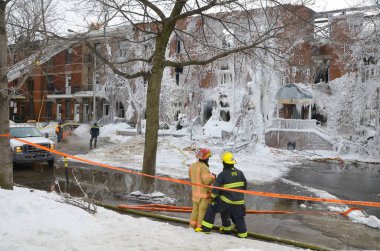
[221,152,236,164]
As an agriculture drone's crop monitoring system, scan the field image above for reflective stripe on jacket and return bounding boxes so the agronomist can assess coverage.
[211,167,247,204]
[188,161,215,202]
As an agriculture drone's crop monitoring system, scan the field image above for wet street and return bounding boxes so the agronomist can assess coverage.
[13,136,380,250]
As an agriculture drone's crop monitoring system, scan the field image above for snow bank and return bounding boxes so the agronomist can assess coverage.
[0,187,303,251]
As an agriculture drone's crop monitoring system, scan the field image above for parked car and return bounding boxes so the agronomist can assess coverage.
[10,124,55,167]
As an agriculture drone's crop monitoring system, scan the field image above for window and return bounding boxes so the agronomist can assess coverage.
[46,102,52,117]
[119,40,127,57]
[46,75,54,92]
[314,19,331,39]
[175,67,183,86]
[314,59,329,84]
[46,58,53,66]
[222,29,234,48]
[176,35,182,54]
[95,73,100,85]
[220,71,232,86]
[348,21,362,35]
[94,43,101,52]
[65,100,71,119]
[66,48,73,64]
[65,74,72,86]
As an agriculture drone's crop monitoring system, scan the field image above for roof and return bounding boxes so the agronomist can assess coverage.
[275,84,313,104]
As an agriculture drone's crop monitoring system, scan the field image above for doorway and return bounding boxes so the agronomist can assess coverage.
[74,104,80,122]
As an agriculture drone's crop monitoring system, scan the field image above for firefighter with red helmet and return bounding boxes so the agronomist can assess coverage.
[201,152,248,238]
[188,148,216,232]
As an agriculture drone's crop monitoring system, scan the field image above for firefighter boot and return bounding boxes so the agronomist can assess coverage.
[219,226,232,235]
[195,228,210,234]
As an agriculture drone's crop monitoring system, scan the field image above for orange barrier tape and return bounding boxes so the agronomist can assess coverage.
[0,133,10,137]
[11,137,380,209]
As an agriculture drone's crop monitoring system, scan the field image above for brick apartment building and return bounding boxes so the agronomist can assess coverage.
[8,37,109,123]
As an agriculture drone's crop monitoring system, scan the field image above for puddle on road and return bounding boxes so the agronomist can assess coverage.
[52,160,380,250]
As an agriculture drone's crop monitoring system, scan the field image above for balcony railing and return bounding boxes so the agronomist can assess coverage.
[47,85,97,95]
[269,118,317,130]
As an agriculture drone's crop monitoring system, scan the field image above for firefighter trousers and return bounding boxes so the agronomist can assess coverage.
[189,198,210,229]
[201,198,247,237]
[90,136,97,148]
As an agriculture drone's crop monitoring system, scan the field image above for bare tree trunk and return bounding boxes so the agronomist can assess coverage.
[140,67,162,193]
[0,1,13,190]
[140,29,173,193]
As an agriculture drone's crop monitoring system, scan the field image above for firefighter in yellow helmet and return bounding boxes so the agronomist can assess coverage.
[188,148,216,232]
[201,152,248,238]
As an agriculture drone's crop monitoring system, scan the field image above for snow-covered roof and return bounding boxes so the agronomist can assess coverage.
[276,84,313,104]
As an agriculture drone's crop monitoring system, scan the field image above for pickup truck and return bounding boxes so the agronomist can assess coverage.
[10,124,55,167]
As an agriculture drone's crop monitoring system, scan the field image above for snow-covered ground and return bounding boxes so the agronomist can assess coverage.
[2,121,378,250]
[0,187,304,251]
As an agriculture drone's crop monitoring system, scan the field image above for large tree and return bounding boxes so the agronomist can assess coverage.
[0,0,12,189]
[0,0,58,189]
[69,0,312,193]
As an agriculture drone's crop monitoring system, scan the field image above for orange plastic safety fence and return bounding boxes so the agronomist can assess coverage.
[7,137,380,209]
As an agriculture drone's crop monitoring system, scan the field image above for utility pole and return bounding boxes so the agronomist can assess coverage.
[93,51,96,122]
[189,92,193,141]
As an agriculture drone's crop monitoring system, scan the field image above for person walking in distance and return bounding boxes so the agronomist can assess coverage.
[55,122,63,143]
[90,122,100,149]
[201,152,248,238]
[188,148,216,232]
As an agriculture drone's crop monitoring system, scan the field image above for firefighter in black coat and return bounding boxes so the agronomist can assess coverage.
[90,122,100,149]
[201,152,248,238]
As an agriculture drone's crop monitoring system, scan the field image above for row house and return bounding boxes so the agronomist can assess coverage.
[8,34,110,123]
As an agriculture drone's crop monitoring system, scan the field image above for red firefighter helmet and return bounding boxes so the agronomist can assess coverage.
[195,148,212,160]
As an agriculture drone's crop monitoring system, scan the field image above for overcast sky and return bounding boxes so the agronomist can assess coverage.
[309,0,376,11]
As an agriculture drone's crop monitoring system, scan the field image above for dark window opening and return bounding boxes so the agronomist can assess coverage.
[94,43,101,52]
[65,100,71,119]
[175,67,183,86]
[203,101,213,123]
[176,35,181,53]
[47,75,54,92]
[46,102,52,118]
[314,60,329,84]
[66,48,73,64]
[105,104,109,116]
[220,110,230,122]
[363,56,377,65]
[116,101,125,118]
[176,74,180,86]
[175,67,183,73]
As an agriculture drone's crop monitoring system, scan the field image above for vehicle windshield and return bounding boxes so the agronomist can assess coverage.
[10,127,42,138]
